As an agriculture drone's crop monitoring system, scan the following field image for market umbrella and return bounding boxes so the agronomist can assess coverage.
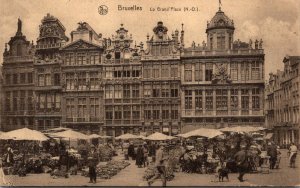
[2,128,49,141]
[145,132,175,141]
[115,133,142,140]
[219,126,266,134]
[0,131,14,140]
[49,129,90,140]
[89,134,112,139]
[179,128,224,139]
[42,127,71,133]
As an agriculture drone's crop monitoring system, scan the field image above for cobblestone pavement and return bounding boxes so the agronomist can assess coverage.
[2,149,300,186]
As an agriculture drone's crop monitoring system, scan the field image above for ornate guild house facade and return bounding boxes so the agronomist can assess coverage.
[1,7,265,136]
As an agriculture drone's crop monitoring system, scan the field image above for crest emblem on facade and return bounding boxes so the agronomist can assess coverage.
[212,63,232,84]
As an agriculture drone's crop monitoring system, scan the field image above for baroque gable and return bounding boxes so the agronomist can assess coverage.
[61,39,102,51]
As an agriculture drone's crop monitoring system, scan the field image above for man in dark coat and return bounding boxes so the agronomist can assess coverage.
[267,142,277,169]
[136,145,144,168]
[234,145,248,182]
[88,146,98,183]
[128,142,135,160]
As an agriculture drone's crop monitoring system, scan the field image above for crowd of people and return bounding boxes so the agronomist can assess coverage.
[0,135,298,186]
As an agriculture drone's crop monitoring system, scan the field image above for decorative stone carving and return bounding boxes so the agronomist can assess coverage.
[212,63,231,84]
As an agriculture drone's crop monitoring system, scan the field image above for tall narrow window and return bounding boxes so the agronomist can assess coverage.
[153,65,160,78]
[132,84,139,98]
[251,61,260,80]
[13,91,18,111]
[252,88,260,110]
[143,85,151,97]
[195,63,203,81]
[152,85,160,97]
[230,89,238,112]
[184,90,192,109]
[241,62,250,81]
[205,90,213,111]
[171,84,178,97]
[230,63,238,81]
[161,64,169,78]
[162,105,169,119]
[241,89,249,114]
[171,64,178,78]
[216,89,228,114]
[123,85,131,98]
[217,34,225,50]
[171,104,178,119]
[114,85,122,99]
[90,52,99,64]
[20,91,25,111]
[77,53,86,65]
[184,64,192,82]
[205,63,213,81]
[161,84,170,98]
[195,90,202,110]
[105,85,113,99]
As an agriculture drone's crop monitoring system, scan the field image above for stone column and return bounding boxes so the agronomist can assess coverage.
[202,90,205,115]
[192,63,195,82]
[192,90,195,115]
[202,63,205,81]
[238,62,241,81]
[213,89,216,116]
[249,88,252,115]
[238,89,242,116]
[228,89,231,115]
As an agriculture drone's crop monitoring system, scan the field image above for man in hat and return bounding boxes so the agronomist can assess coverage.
[267,142,277,169]
[148,142,168,187]
[88,146,98,183]
[234,145,248,182]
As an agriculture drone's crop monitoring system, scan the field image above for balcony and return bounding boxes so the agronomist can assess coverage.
[141,54,180,61]
[3,55,33,63]
[103,58,141,64]
[182,48,264,57]
[36,43,62,50]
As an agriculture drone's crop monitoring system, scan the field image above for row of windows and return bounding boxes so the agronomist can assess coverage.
[143,84,179,98]
[66,98,100,119]
[64,52,101,65]
[144,105,179,120]
[38,73,60,86]
[5,73,33,85]
[144,64,178,78]
[5,90,34,111]
[65,72,101,90]
[105,85,140,99]
[183,62,262,82]
[105,105,140,120]
[37,93,61,109]
[184,89,261,110]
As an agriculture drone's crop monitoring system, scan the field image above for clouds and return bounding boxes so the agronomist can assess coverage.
[0,0,299,78]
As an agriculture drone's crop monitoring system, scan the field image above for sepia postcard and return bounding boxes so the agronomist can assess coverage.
[0,0,299,187]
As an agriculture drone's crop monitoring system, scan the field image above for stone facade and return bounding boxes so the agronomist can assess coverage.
[265,56,300,147]
[1,7,265,135]
[2,19,35,131]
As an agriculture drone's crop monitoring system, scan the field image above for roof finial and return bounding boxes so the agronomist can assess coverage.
[219,0,222,11]
[17,18,22,35]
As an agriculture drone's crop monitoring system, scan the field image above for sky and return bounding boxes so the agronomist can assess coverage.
[0,0,299,79]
